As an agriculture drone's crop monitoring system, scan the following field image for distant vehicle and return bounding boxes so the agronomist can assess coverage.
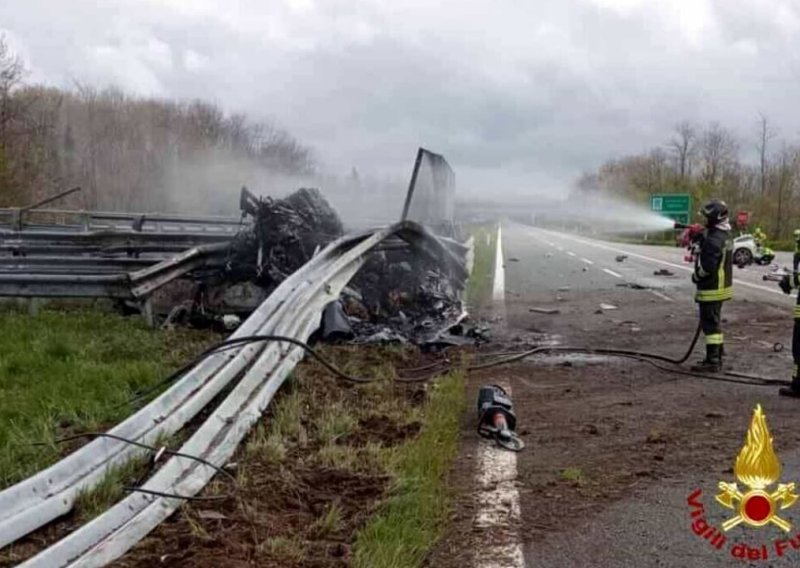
[733,234,775,266]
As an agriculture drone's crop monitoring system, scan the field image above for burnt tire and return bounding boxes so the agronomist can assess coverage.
[733,247,753,266]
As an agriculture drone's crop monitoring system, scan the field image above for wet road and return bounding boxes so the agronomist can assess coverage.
[497,222,800,568]
[506,222,793,308]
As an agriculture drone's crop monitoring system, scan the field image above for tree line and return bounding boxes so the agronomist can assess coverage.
[574,116,800,240]
[0,36,314,213]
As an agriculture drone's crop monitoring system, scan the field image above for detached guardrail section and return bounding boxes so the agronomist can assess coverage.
[0,221,469,567]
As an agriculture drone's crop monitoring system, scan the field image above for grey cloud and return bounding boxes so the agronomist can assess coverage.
[4,0,800,196]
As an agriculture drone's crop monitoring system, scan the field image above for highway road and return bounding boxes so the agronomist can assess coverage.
[436,222,800,568]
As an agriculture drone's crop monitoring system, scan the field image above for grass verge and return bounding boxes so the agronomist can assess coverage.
[465,223,497,308]
[0,304,217,487]
[111,345,466,568]
[352,370,465,568]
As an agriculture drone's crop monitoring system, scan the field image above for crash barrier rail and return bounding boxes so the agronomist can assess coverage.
[0,221,468,567]
[0,244,229,300]
[0,208,245,235]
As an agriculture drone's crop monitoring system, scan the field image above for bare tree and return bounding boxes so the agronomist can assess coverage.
[756,113,775,196]
[771,144,799,237]
[700,122,739,188]
[669,121,696,182]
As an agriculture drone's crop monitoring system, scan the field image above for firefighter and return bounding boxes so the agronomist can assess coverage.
[691,199,733,373]
[779,229,800,397]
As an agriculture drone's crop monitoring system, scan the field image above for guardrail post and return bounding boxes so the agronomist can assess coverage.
[140,298,155,328]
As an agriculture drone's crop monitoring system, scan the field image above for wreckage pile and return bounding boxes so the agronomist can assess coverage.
[225,187,344,290]
[333,248,470,346]
[223,187,474,346]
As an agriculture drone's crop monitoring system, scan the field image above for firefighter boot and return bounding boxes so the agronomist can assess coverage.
[691,344,722,373]
[779,366,800,398]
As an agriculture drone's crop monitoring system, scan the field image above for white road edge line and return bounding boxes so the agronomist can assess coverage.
[602,268,623,278]
[581,258,594,265]
[492,225,506,302]
[474,382,525,568]
[567,251,577,257]
[534,228,788,299]
[650,290,674,302]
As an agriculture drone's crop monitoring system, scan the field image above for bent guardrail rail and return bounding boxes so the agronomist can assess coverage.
[0,222,468,567]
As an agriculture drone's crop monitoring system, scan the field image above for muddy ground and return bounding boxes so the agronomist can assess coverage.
[427,284,800,567]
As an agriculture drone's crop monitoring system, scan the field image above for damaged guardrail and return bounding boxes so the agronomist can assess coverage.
[0,221,469,566]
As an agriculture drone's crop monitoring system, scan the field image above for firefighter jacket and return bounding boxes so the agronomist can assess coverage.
[794,238,800,272]
[693,226,733,302]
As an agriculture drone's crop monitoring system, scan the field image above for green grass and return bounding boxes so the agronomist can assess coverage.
[352,370,466,568]
[0,304,216,487]
[559,467,584,483]
[466,223,498,308]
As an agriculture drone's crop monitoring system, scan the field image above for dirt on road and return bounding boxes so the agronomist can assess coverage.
[428,282,800,567]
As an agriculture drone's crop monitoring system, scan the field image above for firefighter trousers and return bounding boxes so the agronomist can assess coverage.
[698,301,723,354]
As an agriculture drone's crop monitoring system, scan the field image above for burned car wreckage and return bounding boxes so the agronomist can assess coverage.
[207,184,474,346]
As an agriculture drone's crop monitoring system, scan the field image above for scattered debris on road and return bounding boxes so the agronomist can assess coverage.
[599,303,618,311]
[529,307,561,315]
[508,257,520,262]
[615,255,627,262]
[653,268,675,276]
[616,282,648,290]
[477,384,524,452]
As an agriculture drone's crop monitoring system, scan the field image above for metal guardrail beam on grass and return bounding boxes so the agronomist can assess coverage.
[0,222,469,567]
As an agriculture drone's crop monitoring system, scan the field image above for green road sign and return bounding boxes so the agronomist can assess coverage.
[651,193,691,215]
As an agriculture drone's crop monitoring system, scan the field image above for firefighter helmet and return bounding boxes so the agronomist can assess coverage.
[700,199,729,226]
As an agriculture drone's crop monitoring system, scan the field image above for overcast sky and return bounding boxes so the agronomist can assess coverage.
[3,0,800,196]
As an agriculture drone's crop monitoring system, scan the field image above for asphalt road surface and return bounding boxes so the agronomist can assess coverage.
[486,223,800,568]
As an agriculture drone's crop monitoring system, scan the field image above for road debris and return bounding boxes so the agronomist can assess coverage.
[509,257,520,262]
[616,282,648,290]
[653,268,675,276]
[599,303,618,311]
[477,385,524,451]
[529,307,561,314]
[615,255,628,262]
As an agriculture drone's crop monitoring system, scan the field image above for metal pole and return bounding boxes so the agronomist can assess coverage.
[400,148,425,222]
[20,186,82,213]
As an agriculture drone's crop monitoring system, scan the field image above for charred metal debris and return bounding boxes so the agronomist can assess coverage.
[0,184,480,347]
[224,187,479,347]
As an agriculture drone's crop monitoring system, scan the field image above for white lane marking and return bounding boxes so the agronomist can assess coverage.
[650,290,674,302]
[567,251,577,257]
[474,382,525,568]
[603,268,623,278]
[581,258,594,265]
[534,228,789,299]
[492,225,506,302]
